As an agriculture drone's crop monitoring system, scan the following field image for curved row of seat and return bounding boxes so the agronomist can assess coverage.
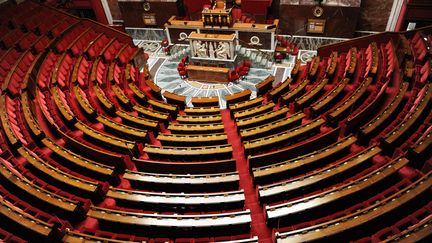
[0,0,431,242]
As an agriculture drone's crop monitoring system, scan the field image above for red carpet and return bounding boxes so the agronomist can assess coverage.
[221,109,272,242]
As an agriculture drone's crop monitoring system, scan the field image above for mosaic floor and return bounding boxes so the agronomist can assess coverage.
[139,40,317,109]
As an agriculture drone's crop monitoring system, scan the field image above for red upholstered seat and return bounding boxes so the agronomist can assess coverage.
[232,8,242,22]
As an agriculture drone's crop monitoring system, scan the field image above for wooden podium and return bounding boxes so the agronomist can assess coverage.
[186,65,230,83]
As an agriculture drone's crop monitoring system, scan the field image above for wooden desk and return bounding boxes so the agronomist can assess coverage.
[293,78,328,112]
[186,65,230,83]
[168,122,225,134]
[191,96,219,107]
[229,96,264,114]
[42,137,116,182]
[326,77,372,124]
[144,144,233,160]
[275,170,432,242]
[108,187,244,209]
[163,91,186,107]
[0,196,59,241]
[124,169,240,192]
[234,102,275,120]
[177,114,222,124]
[225,89,252,106]
[88,206,251,232]
[115,110,159,131]
[133,157,236,174]
[281,79,309,104]
[145,79,161,98]
[133,104,170,122]
[256,75,274,95]
[21,92,44,138]
[158,133,228,147]
[259,146,381,204]
[253,136,356,186]
[18,147,103,198]
[74,121,138,156]
[266,156,409,225]
[0,158,85,215]
[184,106,220,115]
[359,82,408,141]
[309,77,349,118]
[240,112,305,141]
[244,118,325,155]
[96,115,148,142]
[237,106,289,130]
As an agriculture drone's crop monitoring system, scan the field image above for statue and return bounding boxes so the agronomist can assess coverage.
[194,40,208,58]
[216,42,230,59]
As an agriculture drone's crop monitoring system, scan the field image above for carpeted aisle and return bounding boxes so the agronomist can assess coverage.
[221,109,272,242]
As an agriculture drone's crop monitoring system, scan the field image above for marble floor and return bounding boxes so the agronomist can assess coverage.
[138,40,316,109]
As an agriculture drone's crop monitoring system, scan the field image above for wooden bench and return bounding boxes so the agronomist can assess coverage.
[18,146,106,199]
[0,195,62,241]
[248,127,340,168]
[93,83,115,113]
[266,156,409,226]
[326,77,373,124]
[359,82,409,142]
[51,86,76,124]
[244,118,325,155]
[74,121,138,156]
[327,51,338,77]
[145,79,162,98]
[72,85,96,118]
[225,89,252,107]
[157,133,228,146]
[148,98,178,116]
[124,170,240,192]
[116,110,159,131]
[176,114,222,124]
[255,75,274,95]
[163,91,186,108]
[87,206,251,236]
[229,96,264,114]
[343,81,388,135]
[111,84,131,108]
[275,170,432,242]
[268,78,293,102]
[168,122,225,134]
[191,96,219,107]
[133,157,236,174]
[42,137,117,183]
[236,106,289,130]
[133,104,170,122]
[281,79,310,104]
[96,115,148,142]
[184,106,221,115]
[240,112,305,141]
[234,102,275,120]
[0,157,88,217]
[308,56,320,78]
[107,187,245,210]
[57,129,126,171]
[21,92,44,138]
[259,146,381,206]
[381,83,431,151]
[253,136,356,186]
[144,144,233,160]
[128,82,147,103]
[308,77,350,118]
[292,78,328,112]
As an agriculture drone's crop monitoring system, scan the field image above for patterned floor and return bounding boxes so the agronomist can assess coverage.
[139,40,316,108]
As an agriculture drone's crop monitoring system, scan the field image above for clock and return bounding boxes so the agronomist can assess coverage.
[143,2,151,12]
[313,6,324,18]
